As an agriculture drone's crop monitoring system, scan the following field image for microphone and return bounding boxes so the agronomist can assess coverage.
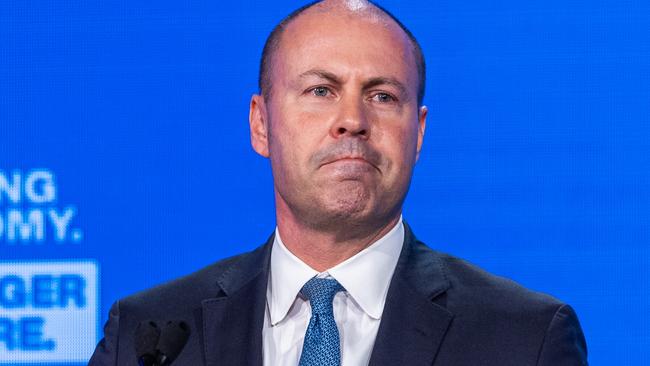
[155,321,191,366]
[135,321,161,366]
[134,320,191,366]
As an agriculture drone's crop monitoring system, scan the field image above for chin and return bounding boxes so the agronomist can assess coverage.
[291,181,388,229]
[312,193,374,226]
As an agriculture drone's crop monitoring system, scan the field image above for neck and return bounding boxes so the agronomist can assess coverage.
[276,206,401,272]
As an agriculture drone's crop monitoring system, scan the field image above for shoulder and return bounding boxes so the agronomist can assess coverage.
[427,245,565,324]
[404,229,565,315]
[116,244,264,321]
[89,241,272,365]
[406,232,568,325]
[436,248,564,310]
[412,241,587,363]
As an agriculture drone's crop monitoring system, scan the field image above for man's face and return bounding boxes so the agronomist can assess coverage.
[250,7,427,232]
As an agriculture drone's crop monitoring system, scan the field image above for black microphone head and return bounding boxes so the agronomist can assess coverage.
[156,320,191,365]
[134,320,161,360]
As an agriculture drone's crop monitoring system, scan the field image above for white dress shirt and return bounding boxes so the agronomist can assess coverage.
[262,218,404,366]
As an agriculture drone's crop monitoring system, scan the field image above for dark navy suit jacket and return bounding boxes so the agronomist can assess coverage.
[89,223,588,365]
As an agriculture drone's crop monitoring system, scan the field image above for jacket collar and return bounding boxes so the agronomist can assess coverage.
[199,222,453,366]
[368,222,454,366]
[200,234,273,366]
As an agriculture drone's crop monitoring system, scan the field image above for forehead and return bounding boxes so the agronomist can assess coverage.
[273,7,417,86]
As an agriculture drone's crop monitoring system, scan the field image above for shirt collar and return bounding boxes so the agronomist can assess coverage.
[267,217,404,325]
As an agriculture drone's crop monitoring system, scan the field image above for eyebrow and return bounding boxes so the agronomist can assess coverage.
[299,69,343,85]
[363,77,408,98]
[299,69,409,98]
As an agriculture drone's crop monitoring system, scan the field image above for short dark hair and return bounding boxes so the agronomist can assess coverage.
[258,1,426,106]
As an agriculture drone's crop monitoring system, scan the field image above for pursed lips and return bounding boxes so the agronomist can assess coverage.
[321,156,380,172]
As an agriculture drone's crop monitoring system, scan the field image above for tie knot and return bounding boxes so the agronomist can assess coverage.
[300,277,344,315]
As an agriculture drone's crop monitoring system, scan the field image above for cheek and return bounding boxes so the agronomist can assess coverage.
[269,111,325,170]
[381,123,419,163]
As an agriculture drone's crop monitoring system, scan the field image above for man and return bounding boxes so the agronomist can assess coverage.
[90,1,588,365]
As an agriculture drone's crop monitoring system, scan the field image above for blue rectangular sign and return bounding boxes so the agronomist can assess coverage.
[0,261,98,363]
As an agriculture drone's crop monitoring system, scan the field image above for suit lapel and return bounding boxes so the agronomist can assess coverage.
[369,223,454,366]
[197,224,452,366]
[200,237,273,366]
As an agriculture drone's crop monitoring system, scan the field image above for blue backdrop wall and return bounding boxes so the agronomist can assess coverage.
[2,0,649,364]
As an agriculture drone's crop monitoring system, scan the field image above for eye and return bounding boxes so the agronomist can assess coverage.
[372,92,396,103]
[311,86,330,97]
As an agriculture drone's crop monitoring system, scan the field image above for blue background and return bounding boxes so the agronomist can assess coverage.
[2,0,649,364]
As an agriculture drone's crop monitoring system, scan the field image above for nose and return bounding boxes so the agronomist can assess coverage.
[330,95,370,139]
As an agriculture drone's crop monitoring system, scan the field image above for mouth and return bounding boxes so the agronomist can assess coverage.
[321,156,380,172]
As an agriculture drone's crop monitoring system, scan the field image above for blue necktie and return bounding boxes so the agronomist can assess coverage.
[298,277,345,366]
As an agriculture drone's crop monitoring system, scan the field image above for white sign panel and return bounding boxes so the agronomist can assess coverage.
[0,261,98,363]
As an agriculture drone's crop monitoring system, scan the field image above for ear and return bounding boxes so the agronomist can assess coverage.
[415,105,427,161]
[249,94,270,158]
